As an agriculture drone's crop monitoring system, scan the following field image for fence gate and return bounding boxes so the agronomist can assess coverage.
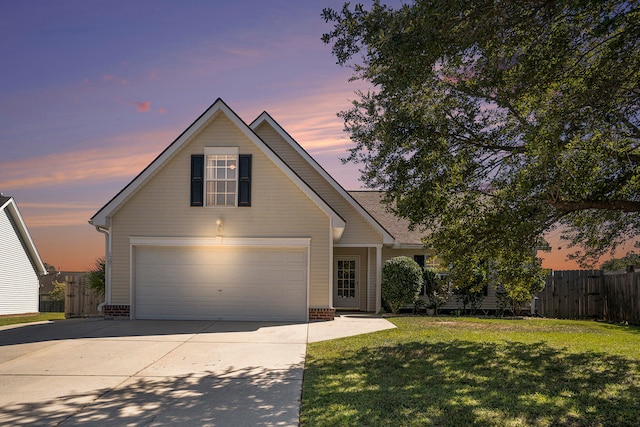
[65,277,102,318]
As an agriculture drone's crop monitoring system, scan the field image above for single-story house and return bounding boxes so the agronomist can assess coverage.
[90,99,434,321]
[0,195,47,316]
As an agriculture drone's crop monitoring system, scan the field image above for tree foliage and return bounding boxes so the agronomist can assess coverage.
[49,281,66,302]
[322,1,640,275]
[600,251,640,271]
[451,263,487,314]
[87,257,106,298]
[422,267,449,314]
[495,261,547,315]
[382,256,423,313]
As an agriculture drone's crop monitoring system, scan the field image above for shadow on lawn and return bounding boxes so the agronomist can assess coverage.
[302,340,640,426]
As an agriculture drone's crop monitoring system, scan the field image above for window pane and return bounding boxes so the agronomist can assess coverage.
[204,153,238,206]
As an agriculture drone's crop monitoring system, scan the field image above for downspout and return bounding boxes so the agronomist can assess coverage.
[94,225,110,313]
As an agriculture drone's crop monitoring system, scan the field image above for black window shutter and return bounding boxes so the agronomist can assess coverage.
[190,155,204,206]
[238,154,252,207]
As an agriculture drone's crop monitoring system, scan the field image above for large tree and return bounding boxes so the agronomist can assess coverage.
[322,0,639,275]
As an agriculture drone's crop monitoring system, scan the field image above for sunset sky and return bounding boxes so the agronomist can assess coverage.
[0,1,631,271]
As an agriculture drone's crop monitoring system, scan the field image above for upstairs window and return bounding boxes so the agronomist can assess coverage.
[205,152,237,207]
[191,148,251,207]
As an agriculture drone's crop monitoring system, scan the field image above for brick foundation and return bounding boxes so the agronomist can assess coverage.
[103,304,130,319]
[309,307,335,321]
[102,305,334,321]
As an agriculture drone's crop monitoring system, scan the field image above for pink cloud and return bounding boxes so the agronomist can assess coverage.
[0,130,174,191]
[158,107,167,114]
[136,101,151,112]
[103,73,128,85]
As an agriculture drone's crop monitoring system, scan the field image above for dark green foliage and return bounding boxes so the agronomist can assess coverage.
[381,256,423,314]
[600,251,640,271]
[495,260,547,314]
[452,265,486,314]
[322,0,640,275]
[87,257,105,298]
[422,267,448,314]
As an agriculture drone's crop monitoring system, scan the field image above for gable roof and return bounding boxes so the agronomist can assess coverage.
[348,191,427,247]
[250,112,394,245]
[1,195,47,275]
[90,98,345,237]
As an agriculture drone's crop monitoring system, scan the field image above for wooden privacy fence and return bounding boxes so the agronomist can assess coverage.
[537,270,640,325]
[65,276,102,318]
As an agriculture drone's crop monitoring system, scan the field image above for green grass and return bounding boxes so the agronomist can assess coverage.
[301,317,640,426]
[0,312,65,327]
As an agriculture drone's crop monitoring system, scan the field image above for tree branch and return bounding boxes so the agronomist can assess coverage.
[552,199,640,213]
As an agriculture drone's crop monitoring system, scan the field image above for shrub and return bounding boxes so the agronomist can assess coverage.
[382,256,423,314]
[49,281,66,302]
[423,268,449,315]
[87,257,105,298]
[496,264,546,315]
[452,266,486,315]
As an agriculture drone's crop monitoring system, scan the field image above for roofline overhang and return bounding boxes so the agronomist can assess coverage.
[1,197,47,276]
[249,112,394,245]
[90,99,345,232]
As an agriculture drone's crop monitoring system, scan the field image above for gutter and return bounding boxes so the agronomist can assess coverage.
[94,225,110,312]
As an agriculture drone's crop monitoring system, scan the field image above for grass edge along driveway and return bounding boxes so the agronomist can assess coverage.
[301,317,640,427]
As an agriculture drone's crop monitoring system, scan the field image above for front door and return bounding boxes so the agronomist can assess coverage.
[334,257,359,308]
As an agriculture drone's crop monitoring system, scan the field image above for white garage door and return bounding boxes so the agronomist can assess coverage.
[134,245,308,321]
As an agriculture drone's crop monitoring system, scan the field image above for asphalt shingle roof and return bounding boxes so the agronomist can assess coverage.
[348,191,428,246]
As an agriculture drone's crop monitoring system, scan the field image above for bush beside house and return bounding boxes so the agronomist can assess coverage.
[381,256,422,314]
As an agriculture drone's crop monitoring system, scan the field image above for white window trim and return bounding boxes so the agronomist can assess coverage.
[204,147,239,208]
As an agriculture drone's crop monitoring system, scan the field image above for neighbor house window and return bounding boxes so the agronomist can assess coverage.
[191,148,251,208]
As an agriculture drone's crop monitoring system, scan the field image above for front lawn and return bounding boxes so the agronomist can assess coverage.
[301,317,640,426]
[0,312,65,327]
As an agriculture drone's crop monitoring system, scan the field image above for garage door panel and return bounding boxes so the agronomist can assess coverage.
[134,246,307,321]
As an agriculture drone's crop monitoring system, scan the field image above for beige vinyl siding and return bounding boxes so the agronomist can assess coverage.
[0,208,39,315]
[334,247,368,311]
[440,284,501,312]
[254,123,382,245]
[109,113,331,307]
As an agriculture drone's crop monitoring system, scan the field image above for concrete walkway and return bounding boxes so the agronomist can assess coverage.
[0,314,394,426]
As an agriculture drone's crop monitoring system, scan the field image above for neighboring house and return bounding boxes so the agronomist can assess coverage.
[90,99,433,321]
[0,195,47,316]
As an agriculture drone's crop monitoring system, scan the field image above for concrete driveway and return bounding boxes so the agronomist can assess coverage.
[0,315,394,426]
